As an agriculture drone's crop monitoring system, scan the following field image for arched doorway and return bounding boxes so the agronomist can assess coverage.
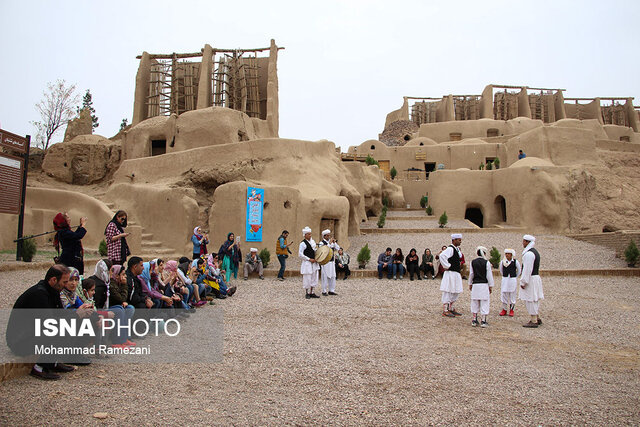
[465,206,484,228]
[494,195,506,222]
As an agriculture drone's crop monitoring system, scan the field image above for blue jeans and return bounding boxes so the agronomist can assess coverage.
[378,263,392,278]
[277,255,287,278]
[108,305,135,344]
[392,263,405,277]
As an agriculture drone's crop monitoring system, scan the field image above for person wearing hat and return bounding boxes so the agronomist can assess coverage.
[499,249,521,317]
[519,235,544,328]
[468,246,494,327]
[319,229,340,296]
[243,248,264,280]
[439,234,464,317]
[299,227,320,299]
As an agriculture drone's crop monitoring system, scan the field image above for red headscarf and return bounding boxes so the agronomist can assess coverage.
[52,213,69,250]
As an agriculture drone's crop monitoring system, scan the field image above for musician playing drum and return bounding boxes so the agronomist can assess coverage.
[299,226,320,299]
[319,229,340,296]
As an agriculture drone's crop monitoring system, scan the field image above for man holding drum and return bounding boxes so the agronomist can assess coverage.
[299,227,320,299]
[319,229,340,296]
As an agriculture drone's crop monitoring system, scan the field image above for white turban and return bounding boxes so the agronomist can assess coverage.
[451,233,462,240]
[504,248,516,255]
[250,248,258,252]
[476,246,488,259]
[523,234,536,242]
[302,227,312,235]
[322,229,331,236]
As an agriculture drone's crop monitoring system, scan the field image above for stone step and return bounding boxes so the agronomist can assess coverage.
[360,227,526,234]
[141,241,164,247]
[141,233,154,240]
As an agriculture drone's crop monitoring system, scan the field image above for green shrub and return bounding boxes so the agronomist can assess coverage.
[425,205,433,215]
[381,205,388,216]
[624,240,639,266]
[419,196,428,208]
[357,244,371,267]
[479,163,485,170]
[377,212,386,228]
[390,166,397,180]
[99,239,108,256]
[489,246,501,269]
[365,155,379,166]
[258,248,270,268]
[486,161,493,170]
[493,157,500,169]
[382,196,390,207]
[22,238,37,262]
[438,211,448,228]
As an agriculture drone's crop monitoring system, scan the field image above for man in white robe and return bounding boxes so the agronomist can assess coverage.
[468,246,494,327]
[519,234,544,328]
[319,229,340,296]
[439,233,464,317]
[499,249,521,317]
[299,227,320,299]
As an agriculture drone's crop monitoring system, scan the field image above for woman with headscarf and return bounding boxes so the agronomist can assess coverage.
[219,233,241,283]
[163,260,193,310]
[420,248,435,279]
[392,248,405,280]
[60,267,83,309]
[191,227,209,260]
[406,248,420,281]
[140,260,173,308]
[104,210,130,266]
[85,259,112,309]
[107,265,136,347]
[53,212,87,275]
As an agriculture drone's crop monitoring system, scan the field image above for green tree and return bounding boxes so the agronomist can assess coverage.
[390,166,397,180]
[120,118,129,131]
[624,240,639,266]
[77,89,99,130]
[489,247,501,269]
[357,244,371,268]
[438,211,448,228]
[365,155,379,166]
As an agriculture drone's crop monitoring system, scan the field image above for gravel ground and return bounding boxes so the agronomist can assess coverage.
[271,232,627,271]
[0,268,639,425]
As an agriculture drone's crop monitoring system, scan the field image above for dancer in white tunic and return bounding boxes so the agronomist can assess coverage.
[298,227,320,299]
[439,233,464,317]
[468,246,494,327]
[519,234,544,328]
[499,248,521,317]
[319,229,340,296]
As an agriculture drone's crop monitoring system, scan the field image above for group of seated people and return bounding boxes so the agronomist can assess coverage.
[377,246,467,280]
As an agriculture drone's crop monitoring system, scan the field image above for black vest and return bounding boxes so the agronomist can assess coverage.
[502,260,517,277]
[529,248,540,275]
[302,240,315,259]
[471,258,488,284]
[448,245,461,273]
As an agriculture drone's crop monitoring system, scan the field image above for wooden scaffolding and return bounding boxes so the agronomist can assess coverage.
[408,97,440,126]
[146,54,201,117]
[453,95,481,121]
[212,50,263,119]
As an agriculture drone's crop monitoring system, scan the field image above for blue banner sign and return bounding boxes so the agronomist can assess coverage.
[246,187,264,242]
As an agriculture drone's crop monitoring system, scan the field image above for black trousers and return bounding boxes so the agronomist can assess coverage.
[421,264,435,278]
[335,264,351,278]
[407,263,421,279]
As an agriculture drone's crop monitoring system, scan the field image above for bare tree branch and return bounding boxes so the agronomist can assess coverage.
[30,80,79,151]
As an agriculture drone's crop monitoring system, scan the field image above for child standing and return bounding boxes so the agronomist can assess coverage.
[468,246,494,327]
[499,249,521,317]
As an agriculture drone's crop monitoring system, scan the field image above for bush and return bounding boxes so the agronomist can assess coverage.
[22,238,37,262]
[390,166,397,180]
[419,196,429,208]
[493,157,500,169]
[486,161,493,170]
[381,205,388,216]
[624,240,639,266]
[365,155,379,166]
[377,211,386,228]
[99,239,108,256]
[382,196,390,207]
[357,244,371,268]
[479,163,485,170]
[425,205,433,215]
[258,248,270,268]
[438,211,448,228]
[489,246,501,269]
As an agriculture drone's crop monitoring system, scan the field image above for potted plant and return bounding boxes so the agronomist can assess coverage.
[486,161,493,170]
[494,157,500,169]
[479,163,485,170]
[357,244,371,269]
[390,166,397,180]
[377,212,386,228]
[259,248,271,268]
[426,205,433,216]
[438,211,448,228]
[624,240,639,267]
[489,246,501,269]
[420,196,428,209]
[22,238,37,262]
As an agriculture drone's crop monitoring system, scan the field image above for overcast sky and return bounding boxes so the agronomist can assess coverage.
[1,0,638,151]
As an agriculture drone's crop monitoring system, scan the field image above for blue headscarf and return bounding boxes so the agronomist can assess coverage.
[141,262,151,287]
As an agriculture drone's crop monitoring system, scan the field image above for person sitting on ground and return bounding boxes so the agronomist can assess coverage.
[107,265,136,348]
[420,248,435,279]
[53,212,87,275]
[335,247,351,280]
[435,245,448,279]
[141,260,174,309]
[191,227,209,260]
[206,253,236,297]
[190,258,211,306]
[244,248,264,280]
[104,210,130,266]
[59,267,84,309]
[162,261,192,311]
[77,277,116,349]
[406,248,421,281]
[6,265,92,380]
[392,248,405,280]
[126,256,153,310]
[377,247,393,279]
[86,259,112,310]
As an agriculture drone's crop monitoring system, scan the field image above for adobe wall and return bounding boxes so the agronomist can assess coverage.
[417,118,543,142]
[384,98,409,128]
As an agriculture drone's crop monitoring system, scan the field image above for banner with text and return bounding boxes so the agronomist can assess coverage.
[245,187,264,242]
